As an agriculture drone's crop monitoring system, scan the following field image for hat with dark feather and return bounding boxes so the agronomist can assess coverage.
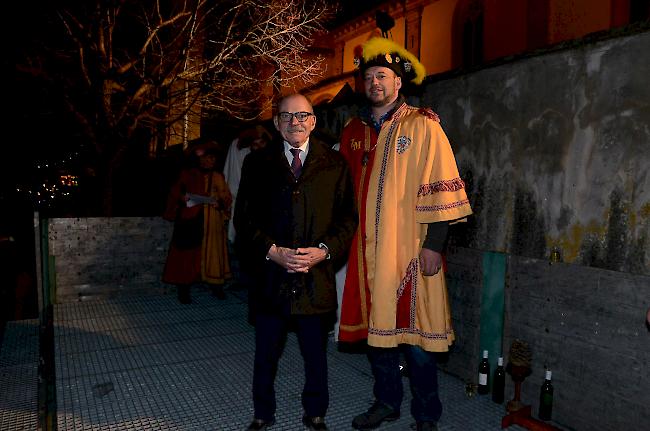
[354,37,426,85]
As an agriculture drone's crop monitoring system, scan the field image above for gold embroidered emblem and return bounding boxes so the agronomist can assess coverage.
[350,139,362,151]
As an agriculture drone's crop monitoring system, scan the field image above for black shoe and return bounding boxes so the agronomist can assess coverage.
[415,422,438,431]
[302,415,328,430]
[212,285,226,300]
[351,401,400,430]
[177,286,192,304]
[247,418,275,430]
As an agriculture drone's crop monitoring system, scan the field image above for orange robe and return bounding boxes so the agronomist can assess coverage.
[338,103,472,352]
[162,168,232,286]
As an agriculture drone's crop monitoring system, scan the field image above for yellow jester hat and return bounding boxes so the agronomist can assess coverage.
[355,37,426,85]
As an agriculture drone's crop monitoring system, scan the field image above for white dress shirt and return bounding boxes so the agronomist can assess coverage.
[284,139,309,166]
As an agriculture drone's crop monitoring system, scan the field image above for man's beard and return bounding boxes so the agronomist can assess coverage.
[368,87,397,107]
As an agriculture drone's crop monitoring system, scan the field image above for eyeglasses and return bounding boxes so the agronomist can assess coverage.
[277,111,314,123]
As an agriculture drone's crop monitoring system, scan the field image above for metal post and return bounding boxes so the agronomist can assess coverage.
[33,211,44,323]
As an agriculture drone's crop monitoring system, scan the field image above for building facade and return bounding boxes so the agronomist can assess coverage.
[294,0,648,107]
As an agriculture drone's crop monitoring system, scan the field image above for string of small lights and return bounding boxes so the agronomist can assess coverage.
[14,152,83,211]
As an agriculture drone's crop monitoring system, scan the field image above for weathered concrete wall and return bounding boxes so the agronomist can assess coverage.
[424,31,650,275]
[439,246,483,379]
[504,254,650,431]
[319,31,650,275]
[47,217,172,302]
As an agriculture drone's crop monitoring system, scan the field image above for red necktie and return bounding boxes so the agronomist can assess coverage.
[290,148,302,178]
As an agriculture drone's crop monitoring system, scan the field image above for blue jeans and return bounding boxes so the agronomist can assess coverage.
[368,344,442,422]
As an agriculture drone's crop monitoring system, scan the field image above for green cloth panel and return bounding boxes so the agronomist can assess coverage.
[479,251,506,373]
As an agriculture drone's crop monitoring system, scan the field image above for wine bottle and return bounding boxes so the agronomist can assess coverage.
[492,356,505,403]
[538,370,554,420]
[477,350,489,395]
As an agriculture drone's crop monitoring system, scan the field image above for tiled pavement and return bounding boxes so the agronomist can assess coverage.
[0,319,39,431]
[2,287,526,431]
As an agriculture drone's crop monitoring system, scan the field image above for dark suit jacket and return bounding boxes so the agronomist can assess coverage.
[234,138,357,315]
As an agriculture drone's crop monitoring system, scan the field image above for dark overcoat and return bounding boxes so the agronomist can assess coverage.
[234,138,357,315]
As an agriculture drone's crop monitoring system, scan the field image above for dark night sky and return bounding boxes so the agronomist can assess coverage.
[4,0,383,212]
[329,0,384,28]
[6,0,381,177]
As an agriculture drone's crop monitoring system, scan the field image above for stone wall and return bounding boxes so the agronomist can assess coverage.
[47,217,172,302]
[504,255,649,431]
[426,30,650,276]
[441,246,650,431]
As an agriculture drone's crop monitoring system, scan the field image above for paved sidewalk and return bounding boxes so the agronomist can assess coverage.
[3,287,526,430]
[0,319,39,431]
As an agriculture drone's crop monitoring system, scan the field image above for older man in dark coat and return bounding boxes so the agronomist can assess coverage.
[234,93,357,431]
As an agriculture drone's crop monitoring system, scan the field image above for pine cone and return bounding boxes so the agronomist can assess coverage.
[508,339,532,367]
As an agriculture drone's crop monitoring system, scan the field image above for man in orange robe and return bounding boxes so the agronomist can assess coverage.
[338,37,473,431]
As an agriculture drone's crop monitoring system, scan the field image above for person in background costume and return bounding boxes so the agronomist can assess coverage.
[223,126,272,244]
[337,37,473,431]
[235,94,357,431]
[162,140,232,303]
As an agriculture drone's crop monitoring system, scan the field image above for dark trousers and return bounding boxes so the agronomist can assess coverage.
[252,312,331,421]
[368,344,443,422]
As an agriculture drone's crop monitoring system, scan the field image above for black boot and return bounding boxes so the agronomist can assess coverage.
[212,285,226,300]
[177,285,192,304]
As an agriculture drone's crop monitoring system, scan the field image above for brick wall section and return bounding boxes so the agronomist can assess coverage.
[48,217,173,302]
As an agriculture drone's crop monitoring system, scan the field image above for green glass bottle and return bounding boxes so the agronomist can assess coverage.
[538,370,554,420]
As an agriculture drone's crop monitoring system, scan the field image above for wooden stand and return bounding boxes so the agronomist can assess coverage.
[501,364,562,430]
[501,406,562,430]
[506,367,526,414]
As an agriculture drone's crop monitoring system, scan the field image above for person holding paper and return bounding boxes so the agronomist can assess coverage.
[162,139,232,303]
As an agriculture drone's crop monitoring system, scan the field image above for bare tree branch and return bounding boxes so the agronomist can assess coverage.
[17,0,337,214]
